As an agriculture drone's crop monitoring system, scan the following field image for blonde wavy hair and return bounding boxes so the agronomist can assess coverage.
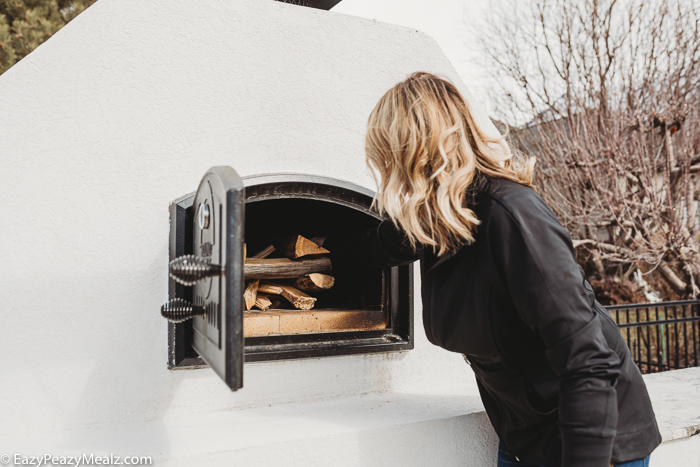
[365,72,536,256]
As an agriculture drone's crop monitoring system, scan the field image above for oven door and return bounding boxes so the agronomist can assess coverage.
[164,166,245,391]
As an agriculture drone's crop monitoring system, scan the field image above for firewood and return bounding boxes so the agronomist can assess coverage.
[243,280,259,310]
[269,296,285,309]
[254,292,284,311]
[252,245,276,259]
[258,283,284,295]
[294,273,335,293]
[243,244,247,263]
[244,257,331,279]
[278,235,330,259]
[254,293,272,311]
[267,281,317,310]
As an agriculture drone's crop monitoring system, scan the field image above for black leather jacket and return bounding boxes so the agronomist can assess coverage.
[329,176,661,467]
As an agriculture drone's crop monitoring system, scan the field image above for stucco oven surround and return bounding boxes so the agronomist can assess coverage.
[0,0,491,460]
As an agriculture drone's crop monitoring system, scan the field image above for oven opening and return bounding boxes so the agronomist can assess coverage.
[167,174,413,368]
[243,198,387,337]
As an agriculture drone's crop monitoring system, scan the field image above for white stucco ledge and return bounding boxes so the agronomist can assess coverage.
[643,366,700,442]
[4,369,700,466]
[4,385,498,466]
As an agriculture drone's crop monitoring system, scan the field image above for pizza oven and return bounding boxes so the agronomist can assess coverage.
[161,167,413,390]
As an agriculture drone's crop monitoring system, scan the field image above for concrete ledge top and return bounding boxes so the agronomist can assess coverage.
[4,369,698,463]
[642,366,700,442]
[3,385,491,462]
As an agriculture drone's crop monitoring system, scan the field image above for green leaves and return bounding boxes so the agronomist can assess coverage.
[0,0,96,76]
[0,14,17,73]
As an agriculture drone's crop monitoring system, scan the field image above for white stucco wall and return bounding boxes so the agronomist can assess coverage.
[0,0,492,443]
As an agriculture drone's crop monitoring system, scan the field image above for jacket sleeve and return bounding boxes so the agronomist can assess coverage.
[324,218,420,268]
[486,192,621,467]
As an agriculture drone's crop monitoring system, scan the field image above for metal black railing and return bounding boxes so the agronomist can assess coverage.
[605,300,700,374]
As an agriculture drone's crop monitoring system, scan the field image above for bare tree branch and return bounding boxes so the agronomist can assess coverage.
[480,0,700,299]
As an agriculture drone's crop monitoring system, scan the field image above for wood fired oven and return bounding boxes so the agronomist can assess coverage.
[161,167,413,390]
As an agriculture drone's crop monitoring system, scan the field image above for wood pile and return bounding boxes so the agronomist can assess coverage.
[243,235,335,311]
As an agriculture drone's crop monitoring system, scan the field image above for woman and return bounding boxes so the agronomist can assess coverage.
[328,73,661,467]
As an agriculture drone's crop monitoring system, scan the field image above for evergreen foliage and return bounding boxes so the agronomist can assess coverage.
[0,0,96,75]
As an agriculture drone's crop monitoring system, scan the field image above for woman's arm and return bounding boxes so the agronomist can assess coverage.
[324,218,420,269]
[486,191,621,467]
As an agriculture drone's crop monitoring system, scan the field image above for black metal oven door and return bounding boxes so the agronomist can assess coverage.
[161,166,245,391]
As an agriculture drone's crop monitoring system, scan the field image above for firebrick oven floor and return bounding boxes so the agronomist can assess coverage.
[243,308,387,337]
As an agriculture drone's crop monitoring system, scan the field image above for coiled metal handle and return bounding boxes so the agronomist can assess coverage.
[161,298,206,323]
[168,254,222,286]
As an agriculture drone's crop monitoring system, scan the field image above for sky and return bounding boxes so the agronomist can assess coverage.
[330,0,495,115]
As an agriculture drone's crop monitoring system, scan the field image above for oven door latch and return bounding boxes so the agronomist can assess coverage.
[161,255,223,322]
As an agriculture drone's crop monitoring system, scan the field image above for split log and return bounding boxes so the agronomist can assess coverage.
[243,280,259,310]
[252,245,276,259]
[254,293,284,311]
[244,257,331,279]
[266,282,317,310]
[278,235,330,259]
[254,294,272,311]
[294,273,335,293]
[258,283,284,295]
